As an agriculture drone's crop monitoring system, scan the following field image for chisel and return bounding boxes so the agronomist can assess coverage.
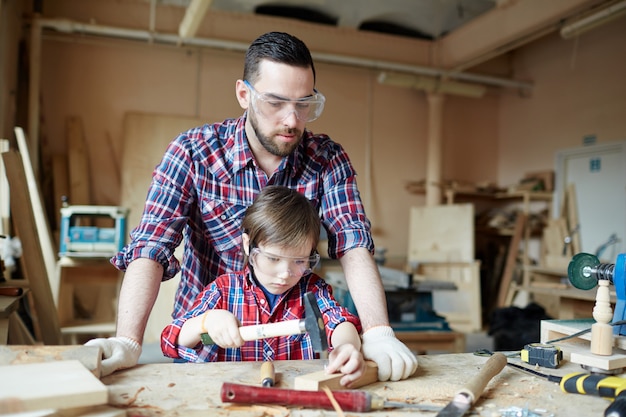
[260,361,275,387]
[435,352,507,417]
[220,382,441,412]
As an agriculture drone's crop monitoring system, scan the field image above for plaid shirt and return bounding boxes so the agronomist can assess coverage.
[112,113,373,318]
[160,267,362,362]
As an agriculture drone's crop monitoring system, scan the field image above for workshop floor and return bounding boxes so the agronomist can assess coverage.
[138,331,494,364]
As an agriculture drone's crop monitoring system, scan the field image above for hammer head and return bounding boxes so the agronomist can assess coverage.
[303,292,329,355]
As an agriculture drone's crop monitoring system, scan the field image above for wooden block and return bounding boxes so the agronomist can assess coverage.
[420,261,482,333]
[407,204,474,263]
[293,360,378,391]
[2,149,62,345]
[27,405,126,416]
[0,360,108,413]
[0,345,102,378]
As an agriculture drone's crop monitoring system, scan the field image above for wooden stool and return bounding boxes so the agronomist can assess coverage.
[395,330,466,354]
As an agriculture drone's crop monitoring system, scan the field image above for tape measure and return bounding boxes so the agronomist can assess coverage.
[521,343,563,368]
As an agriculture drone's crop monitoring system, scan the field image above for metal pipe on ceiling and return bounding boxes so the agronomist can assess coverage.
[37,17,533,92]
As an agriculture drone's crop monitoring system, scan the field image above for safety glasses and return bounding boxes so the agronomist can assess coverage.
[244,80,325,122]
[249,247,320,277]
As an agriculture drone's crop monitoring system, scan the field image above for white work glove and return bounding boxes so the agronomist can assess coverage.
[362,326,418,381]
[85,336,142,377]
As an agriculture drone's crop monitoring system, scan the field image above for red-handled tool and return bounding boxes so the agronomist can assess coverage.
[0,287,23,297]
[220,382,441,412]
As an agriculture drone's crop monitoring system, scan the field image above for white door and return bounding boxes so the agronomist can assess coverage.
[554,141,626,263]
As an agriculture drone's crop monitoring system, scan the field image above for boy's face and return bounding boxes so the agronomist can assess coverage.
[248,241,318,295]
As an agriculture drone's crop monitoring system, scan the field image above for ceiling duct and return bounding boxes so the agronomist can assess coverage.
[178,0,212,39]
[378,72,487,98]
[560,0,626,39]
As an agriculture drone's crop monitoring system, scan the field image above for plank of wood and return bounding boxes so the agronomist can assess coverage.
[293,360,378,391]
[52,154,69,233]
[419,261,482,333]
[0,360,108,413]
[565,183,581,254]
[2,149,61,344]
[0,138,9,235]
[497,212,526,307]
[407,204,474,263]
[66,116,91,206]
[0,345,102,378]
[14,127,59,305]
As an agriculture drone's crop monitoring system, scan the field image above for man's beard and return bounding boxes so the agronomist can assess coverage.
[250,111,303,157]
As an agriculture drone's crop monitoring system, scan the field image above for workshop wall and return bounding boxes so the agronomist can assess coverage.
[27,1,626,261]
[35,1,499,259]
[498,19,626,188]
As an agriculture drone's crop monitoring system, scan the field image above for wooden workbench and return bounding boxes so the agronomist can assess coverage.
[100,353,612,416]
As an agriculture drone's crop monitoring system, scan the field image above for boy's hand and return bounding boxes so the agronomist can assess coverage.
[325,343,366,387]
[203,310,244,348]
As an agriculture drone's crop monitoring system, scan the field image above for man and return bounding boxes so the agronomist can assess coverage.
[87,31,418,381]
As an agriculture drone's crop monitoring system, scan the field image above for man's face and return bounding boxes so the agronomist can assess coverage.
[242,61,317,157]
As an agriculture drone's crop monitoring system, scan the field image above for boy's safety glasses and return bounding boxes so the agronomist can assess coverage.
[249,247,320,277]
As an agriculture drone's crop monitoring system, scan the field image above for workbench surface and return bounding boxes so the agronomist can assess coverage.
[101,353,612,416]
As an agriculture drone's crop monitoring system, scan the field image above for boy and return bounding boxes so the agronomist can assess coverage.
[161,186,365,387]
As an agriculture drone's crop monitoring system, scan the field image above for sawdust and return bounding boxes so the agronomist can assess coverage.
[223,404,290,416]
[120,386,146,406]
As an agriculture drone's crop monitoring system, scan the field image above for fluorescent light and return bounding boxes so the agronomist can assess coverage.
[178,0,212,39]
[561,0,626,39]
[377,72,487,98]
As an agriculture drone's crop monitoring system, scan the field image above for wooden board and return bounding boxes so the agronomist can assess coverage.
[66,116,91,206]
[121,112,204,344]
[0,138,9,235]
[407,204,474,263]
[293,360,378,391]
[497,212,525,307]
[2,150,61,345]
[0,360,108,413]
[418,261,482,333]
[14,127,59,304]
[0,345,103,378]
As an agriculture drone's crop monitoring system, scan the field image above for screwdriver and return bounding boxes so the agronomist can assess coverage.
[507,361,626,399]
[606,391,626,417]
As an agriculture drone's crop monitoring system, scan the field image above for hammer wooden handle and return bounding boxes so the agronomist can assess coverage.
[201,319,305,345]
[239,319,305,341]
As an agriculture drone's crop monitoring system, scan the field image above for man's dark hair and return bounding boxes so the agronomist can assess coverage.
[244,32,316,84]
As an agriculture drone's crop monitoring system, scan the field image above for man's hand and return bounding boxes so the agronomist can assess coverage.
[85,336,142,377]
[361,326,418,381]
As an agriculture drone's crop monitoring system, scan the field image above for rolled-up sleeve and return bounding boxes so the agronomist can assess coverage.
[319,142,374,259]
[111,134,198,279]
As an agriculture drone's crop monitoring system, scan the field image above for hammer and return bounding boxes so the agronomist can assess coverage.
[200,292,329,355]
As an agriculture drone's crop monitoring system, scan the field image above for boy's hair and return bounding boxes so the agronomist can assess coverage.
[243,186,320,253]
[243,31,316,84]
